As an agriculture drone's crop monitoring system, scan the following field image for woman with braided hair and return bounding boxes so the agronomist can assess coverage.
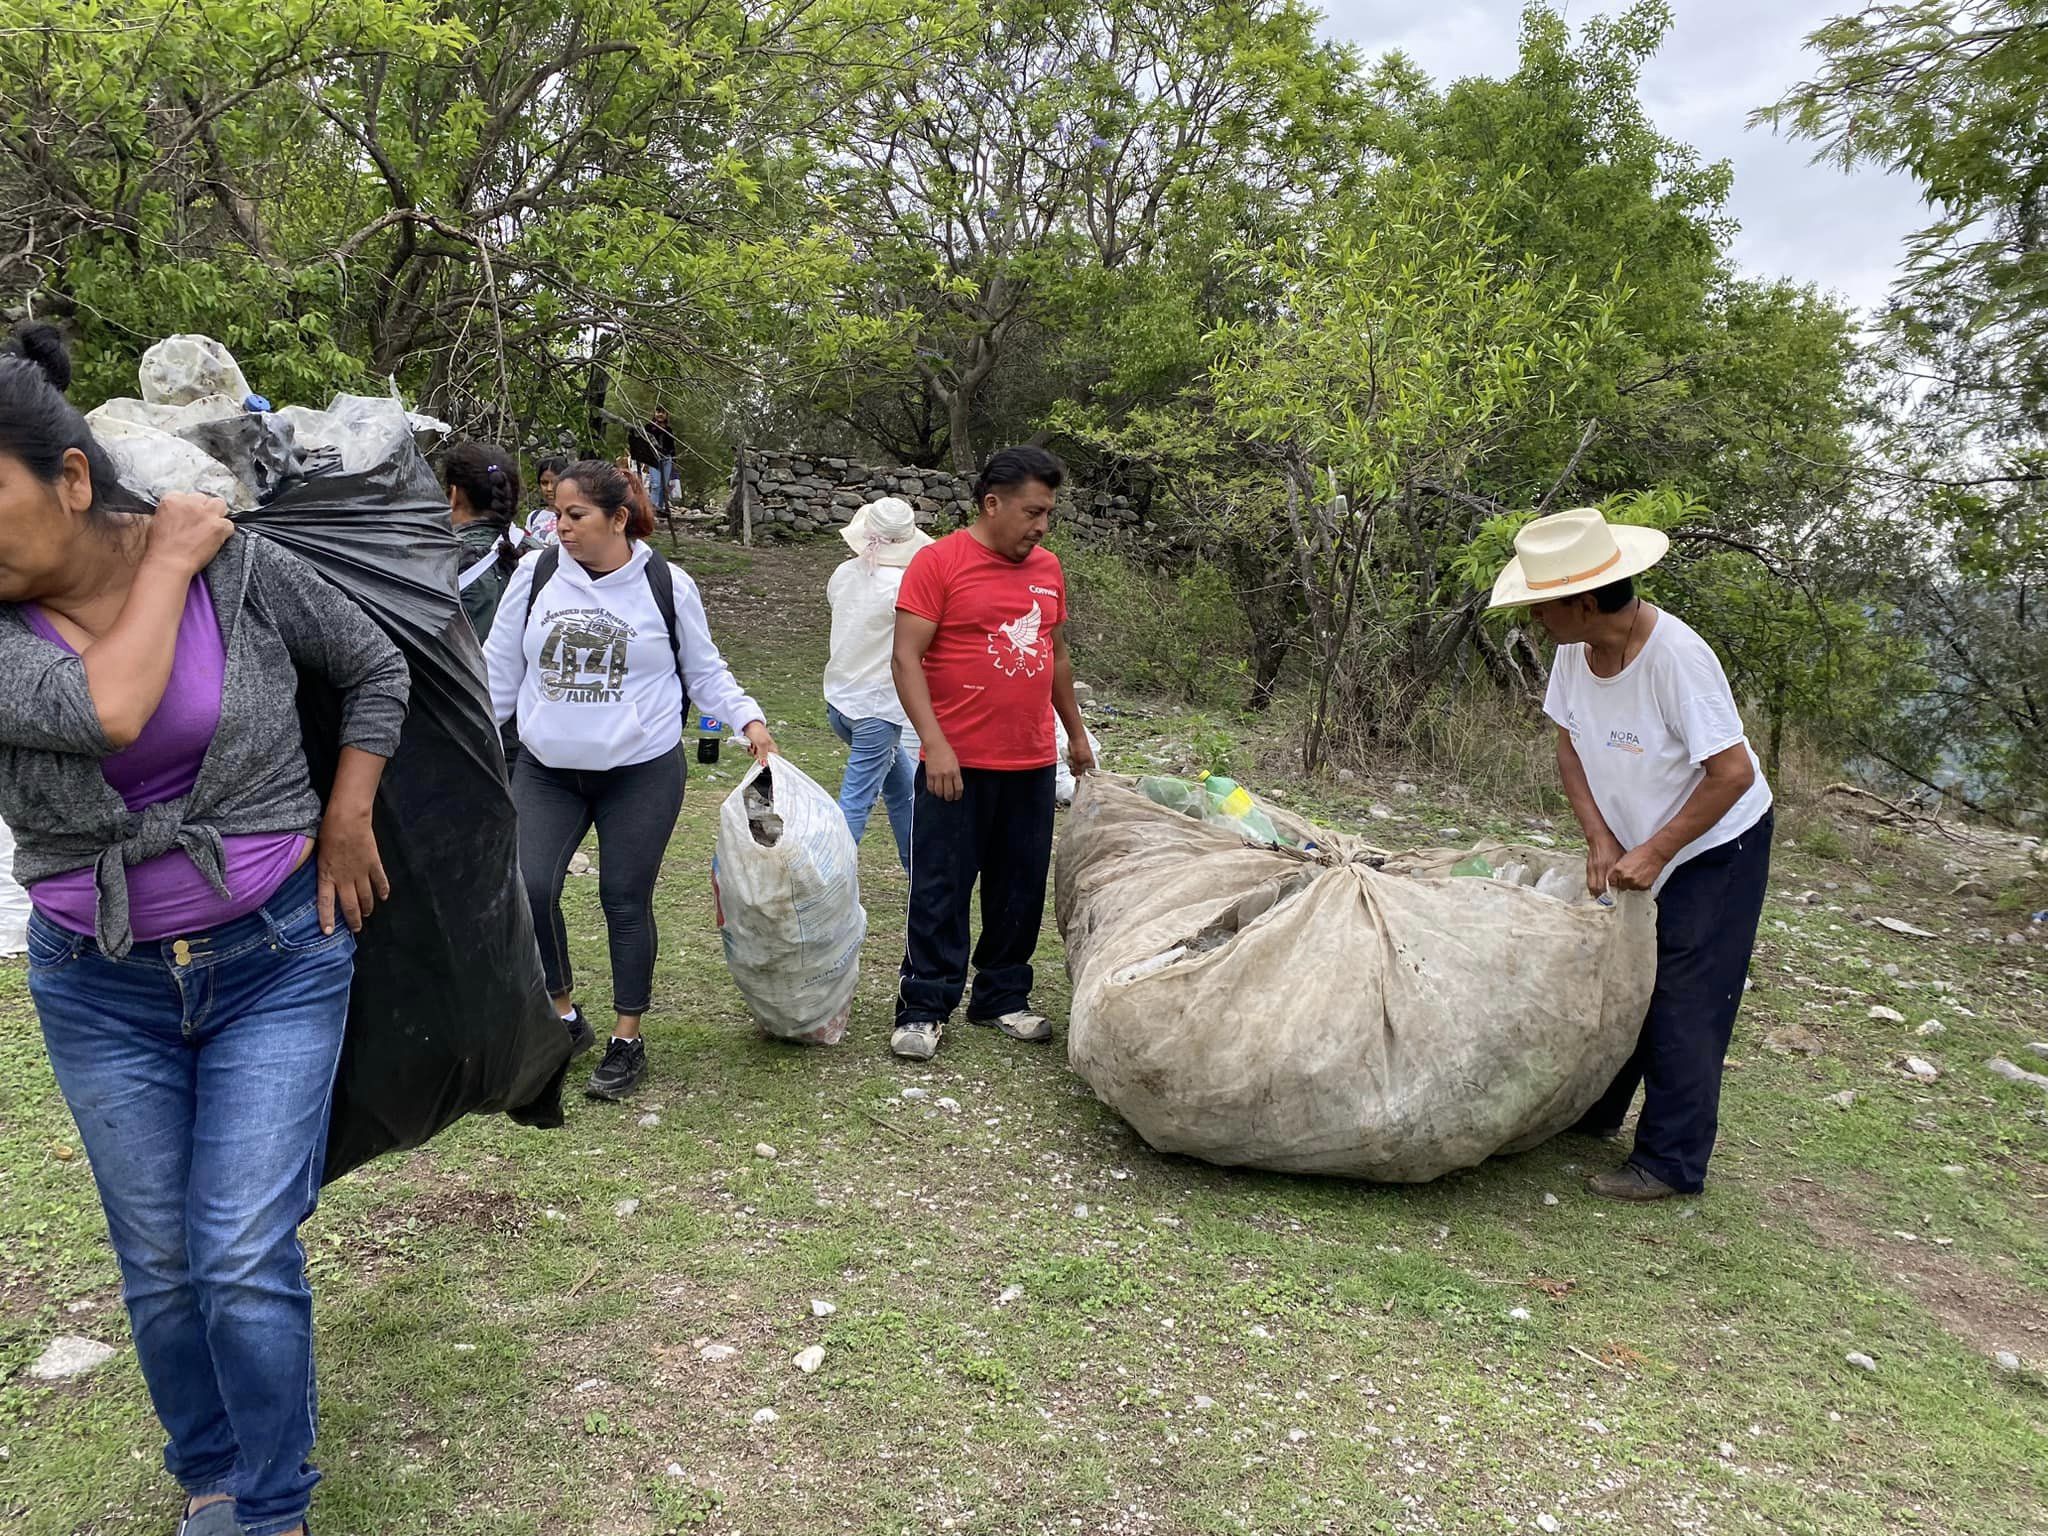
[443,441,528,640]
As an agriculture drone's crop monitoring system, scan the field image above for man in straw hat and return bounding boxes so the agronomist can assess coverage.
[889,446,1095,1062]
[1490,506,1774,1202]
[824,496,934,869]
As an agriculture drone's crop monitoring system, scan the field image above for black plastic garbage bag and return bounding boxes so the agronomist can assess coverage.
[232,432,570,1182]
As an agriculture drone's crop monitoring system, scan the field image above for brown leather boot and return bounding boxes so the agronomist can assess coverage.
[1586,1163,1681,1202]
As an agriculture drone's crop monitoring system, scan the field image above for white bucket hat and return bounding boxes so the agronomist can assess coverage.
[841,496,933,568]
[1487,506,1669,610]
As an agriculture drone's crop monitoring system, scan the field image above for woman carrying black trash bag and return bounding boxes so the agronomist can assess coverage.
[444,440,528,640]
[484,458,777,1100]
[0,326,409,1536]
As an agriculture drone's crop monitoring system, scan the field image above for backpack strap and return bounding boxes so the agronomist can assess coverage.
[523,544,561,628]
[641,552,691,726]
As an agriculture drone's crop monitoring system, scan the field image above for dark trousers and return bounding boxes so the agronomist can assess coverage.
[1579,810,1774,1193]
[897,764,1057,1026]
[514,746,685,1016]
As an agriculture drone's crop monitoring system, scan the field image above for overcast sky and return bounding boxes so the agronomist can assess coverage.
[1316,0,1929,318]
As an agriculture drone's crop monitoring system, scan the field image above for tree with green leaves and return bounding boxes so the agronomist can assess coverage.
[805,0,1368,471]
[1761,0,2048,812]
[1,0,935,445]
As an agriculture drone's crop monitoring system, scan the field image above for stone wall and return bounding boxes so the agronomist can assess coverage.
[733,450,1141,540]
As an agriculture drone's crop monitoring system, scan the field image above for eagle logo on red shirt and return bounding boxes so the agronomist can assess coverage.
[987,601,1050,677]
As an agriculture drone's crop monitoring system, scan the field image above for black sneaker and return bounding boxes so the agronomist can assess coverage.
[585,1037,647,1100]
[563,1007,598,1060]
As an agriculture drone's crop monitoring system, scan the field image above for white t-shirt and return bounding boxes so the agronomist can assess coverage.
[485,542,764,772]
[1544,609,1772,894]
[824,558,911,728]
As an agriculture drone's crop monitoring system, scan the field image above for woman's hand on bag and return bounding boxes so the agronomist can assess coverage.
[743,722,778,759]
[1585,833,1625,897]
[1068,734,1096,780]
[144,493,235,578]
[316,809,391,935]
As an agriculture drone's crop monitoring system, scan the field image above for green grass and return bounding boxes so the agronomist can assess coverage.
[3,540,2044,1535]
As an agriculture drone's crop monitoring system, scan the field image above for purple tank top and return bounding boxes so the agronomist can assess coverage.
[26,579,310,940]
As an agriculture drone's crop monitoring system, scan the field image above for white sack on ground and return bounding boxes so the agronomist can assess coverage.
[1055,775,1657,1182]
[0,817,29,957]
[713,757,867,1045]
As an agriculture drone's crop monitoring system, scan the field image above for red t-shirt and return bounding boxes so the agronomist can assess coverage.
[896,531,1068,770]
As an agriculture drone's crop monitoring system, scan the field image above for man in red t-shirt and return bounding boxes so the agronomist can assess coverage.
[888,446,1095,1060]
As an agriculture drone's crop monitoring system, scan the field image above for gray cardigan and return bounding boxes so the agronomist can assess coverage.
[0,531,410,956]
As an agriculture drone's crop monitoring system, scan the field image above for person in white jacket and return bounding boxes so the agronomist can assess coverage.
[824,497,932,869]
[486,459,776,1101]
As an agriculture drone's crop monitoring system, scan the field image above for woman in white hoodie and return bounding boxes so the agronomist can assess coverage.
[486,459,775,1101]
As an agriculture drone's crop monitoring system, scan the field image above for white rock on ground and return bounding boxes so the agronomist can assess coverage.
[2026,1042,2048,1061]
[1193,1395,1216,1410]
[752,1407,780,1425]
[700,1343,738,1363]
[637,1112,662,1128]
[1825,1090,1859,1110]
[997,1285,1024,1306]
[1994,1350,2021,1373]
[1542,1192,1560,1207]
[811,1299,837,1318]
[1509,1307,1533,1322]
[1537,1515,1562,1534]
[1901,1057,1940,1081]
[755,1143,778,1160]
[793,1345,825,1374]
[1868,1006,1905,1024]
[613,1198,640,1219]
[1915,1020,1946,1037]
[28,1336,117,1381]
[900,1087,929,1100]
[1985,1057,2048,1091]
[1845,1352,1877,1372]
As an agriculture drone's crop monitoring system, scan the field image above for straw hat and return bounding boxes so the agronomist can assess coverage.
[840,496,933,568]
[1487,506,1669,610]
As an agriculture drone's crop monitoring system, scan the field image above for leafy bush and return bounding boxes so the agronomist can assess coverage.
[1054,541,1251,708]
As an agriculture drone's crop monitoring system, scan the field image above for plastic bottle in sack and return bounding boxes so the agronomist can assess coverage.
[1201,777,1282,845]
[1138,775,1198,813]
[1448,853,1495,878]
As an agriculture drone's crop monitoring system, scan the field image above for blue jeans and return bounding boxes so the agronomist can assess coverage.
[27,862,352,1536]
[826,704,916,870]
[645,456,675,512]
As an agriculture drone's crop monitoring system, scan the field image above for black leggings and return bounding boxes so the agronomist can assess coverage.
[513,746,685,1016]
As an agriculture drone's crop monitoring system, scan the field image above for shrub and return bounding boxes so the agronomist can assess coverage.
[1055,541,1251,708]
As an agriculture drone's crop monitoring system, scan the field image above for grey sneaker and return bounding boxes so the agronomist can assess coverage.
[890,1020,942,1061]
[969,1010,1054,1044]
[178,1499,244,1536]
[563,1007,597,1060]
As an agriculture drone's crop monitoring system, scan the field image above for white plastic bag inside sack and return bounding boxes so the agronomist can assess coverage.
[712,756,867,1045]
[1054,712,1104,806]
[0,816,29,957]
[139,335,251,407]
[294,394,450,474]
[83,413,251,510]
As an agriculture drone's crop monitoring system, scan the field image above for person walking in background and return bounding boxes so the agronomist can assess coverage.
[485,460,777,1101]
[824,496,932,870]
[888,446,1094,1062]
[444,442,527,641]
[0,326,409,1536]
[1489,506,1774,1203]
[525,456,565,545]
[644,405,677,516]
